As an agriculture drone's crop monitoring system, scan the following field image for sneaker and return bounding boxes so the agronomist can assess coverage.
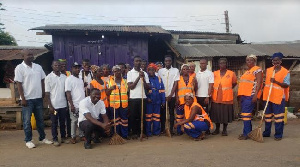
[84,142,92,149]
[25,141,36,149]
[61,137,70,144]
[53,141,60,147]
[70,137,76,144]
[40,138,53,144]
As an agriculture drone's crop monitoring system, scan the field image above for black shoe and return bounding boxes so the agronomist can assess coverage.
[84,142,92,149]
[205,130,211,135]
[222,131,228,136]
[212,130,220,135]
[93,138,101,143]
[274,137,282,141]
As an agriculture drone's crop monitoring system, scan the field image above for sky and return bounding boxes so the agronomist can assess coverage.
[1,0,300,46]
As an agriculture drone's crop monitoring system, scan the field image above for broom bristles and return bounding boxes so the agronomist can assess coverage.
[109,133,126,145]
[248,127,264,143]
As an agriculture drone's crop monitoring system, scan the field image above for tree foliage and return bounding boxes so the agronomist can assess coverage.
[0,31,17,45]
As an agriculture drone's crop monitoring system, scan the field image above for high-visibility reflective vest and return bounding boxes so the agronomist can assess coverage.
[238,66,263,97]
[263,66,289,104]
[178,76,195,105]
[90,79,108,107]
[190,72,196,79]
[212,70,235,102]
[108,78,128,109]
[184,102,213,130]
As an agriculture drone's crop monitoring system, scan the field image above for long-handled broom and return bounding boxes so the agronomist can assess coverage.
[109,74,126,145]
[165,71,171,137]
[140,75,145,141]
[248,70,276,143]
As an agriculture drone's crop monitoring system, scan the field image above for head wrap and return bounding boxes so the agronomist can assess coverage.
[90,65,100,73]
[181,64,189,70]
[147,63,158,71]
[58,59,67,62]
[184,92,194,98]
[112,65,121,71]
[246,54,257,62]
[272,52,284,59]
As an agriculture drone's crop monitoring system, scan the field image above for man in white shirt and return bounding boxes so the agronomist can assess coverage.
[45,60,68,146]
[195,58,214,111]
[14,49,53,149]
[78,88,110,149]
[127,56,150,139]
[79,59,93,96]
[158,55,180,135]
[65,62,85,144]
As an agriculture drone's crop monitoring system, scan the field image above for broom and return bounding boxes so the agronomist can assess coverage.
[109,74,126,145]
[165,71,172,137]
[248,70,276,143]
[140,75,146,141]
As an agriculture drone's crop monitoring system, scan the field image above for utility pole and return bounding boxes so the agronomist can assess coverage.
[224,10,229,33]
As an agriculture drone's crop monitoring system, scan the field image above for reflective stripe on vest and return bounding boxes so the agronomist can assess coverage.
[237,66,262,97]
[212,70,234,102]
[108,78,128,109]
[178,76,195,105]
[263,66,289,104]
[184,102,213,130]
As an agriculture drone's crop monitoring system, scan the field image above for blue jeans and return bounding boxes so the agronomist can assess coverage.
[22,98,46,142]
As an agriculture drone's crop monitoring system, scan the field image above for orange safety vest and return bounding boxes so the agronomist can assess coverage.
[184,102,213,130]
[190,72,196,79]
[65,71,71,77]
[108,77,128,109]
[212,70,235,102]
[90,80,108,107]
[238,66,263,98]
[178,76,195,105]
[263,66,289,104]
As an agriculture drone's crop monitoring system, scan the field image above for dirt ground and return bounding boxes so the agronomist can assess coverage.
[1,119,300,167]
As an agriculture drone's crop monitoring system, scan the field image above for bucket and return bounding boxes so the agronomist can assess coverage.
[31,114,36,130]
[284,107,288,124]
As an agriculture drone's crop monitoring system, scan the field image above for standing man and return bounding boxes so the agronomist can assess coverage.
[79,59,93,96]
[45,61,68,146]
[158,55,180,135]
[141,59,148,72]
[127,56,150,139]
[263,52,290,141]
[65,62,86,144]
[78,88,111,149]
[58,59,71,139]
[195,58,214,112]
[14,49,53,149]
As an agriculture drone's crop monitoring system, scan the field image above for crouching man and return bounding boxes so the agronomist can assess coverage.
[78,88,111,149]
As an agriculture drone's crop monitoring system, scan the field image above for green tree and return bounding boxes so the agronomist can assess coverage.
[0,3,17,45]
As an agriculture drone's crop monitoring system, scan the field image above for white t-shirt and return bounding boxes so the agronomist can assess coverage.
[127,68,150,99]
[158,67,180,97]
[79,70,93,89]
[45,72,67,109]
[196,69,214,97]
[78,96,106,126]
[65,75,85,108]
[14,61,46,100]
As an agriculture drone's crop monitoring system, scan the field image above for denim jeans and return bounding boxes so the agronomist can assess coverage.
[50,107,67,141]
[22,98,46,142]
[69,108,84,138]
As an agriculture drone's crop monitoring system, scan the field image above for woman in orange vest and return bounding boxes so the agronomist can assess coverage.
[174,93,213,140]
[106,65,129,139]
[90,66,109,109]
[175,64,197,135]
[263,52,290,141]
[237,54,263,140]
[211,58,237,136]
[101,64,111,83]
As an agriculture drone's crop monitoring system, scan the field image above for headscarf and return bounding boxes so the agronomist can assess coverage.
[246,54,257,62]
[181,64,189,70]
[184,92,194,98]
[147,63,158,71]
[272,52,284,59]
[112,65,121,71]
[90,65,100,73]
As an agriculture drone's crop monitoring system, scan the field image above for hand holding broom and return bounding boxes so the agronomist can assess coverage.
[165,71,172,137]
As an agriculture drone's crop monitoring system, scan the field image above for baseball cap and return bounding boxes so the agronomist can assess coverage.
[72,62,81,67]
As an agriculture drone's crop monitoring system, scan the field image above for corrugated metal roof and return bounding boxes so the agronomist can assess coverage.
[172,43,300,58]
[0,46,49,60]
[30,24,171,35]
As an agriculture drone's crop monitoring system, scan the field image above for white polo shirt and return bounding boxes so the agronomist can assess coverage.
[14,61,46,100]
[158,67,180,97]
[45,72,67,109]
[78,96,106,126]
[65,75,85,108]
[196,69,214,97]
[127,68,150,99]
[79,70,93,89]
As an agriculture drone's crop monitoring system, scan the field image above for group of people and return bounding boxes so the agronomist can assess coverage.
[14,49,290,149]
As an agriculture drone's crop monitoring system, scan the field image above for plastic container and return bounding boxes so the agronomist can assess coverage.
[31,113,36,130]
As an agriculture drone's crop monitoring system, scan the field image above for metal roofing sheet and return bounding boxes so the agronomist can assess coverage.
[172,43,300,58]
[0,46,49,60]
[31,24,171,34]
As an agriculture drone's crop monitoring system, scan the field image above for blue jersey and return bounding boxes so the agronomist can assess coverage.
[147,76,165,105]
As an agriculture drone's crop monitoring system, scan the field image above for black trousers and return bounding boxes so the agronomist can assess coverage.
[160,97,176,133]
[79,120,104,144]
[129,99,147,136]
[197,97,209,113]
[50,107,67,141]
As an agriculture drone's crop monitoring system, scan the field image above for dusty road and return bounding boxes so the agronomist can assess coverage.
[1,119,300,167]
